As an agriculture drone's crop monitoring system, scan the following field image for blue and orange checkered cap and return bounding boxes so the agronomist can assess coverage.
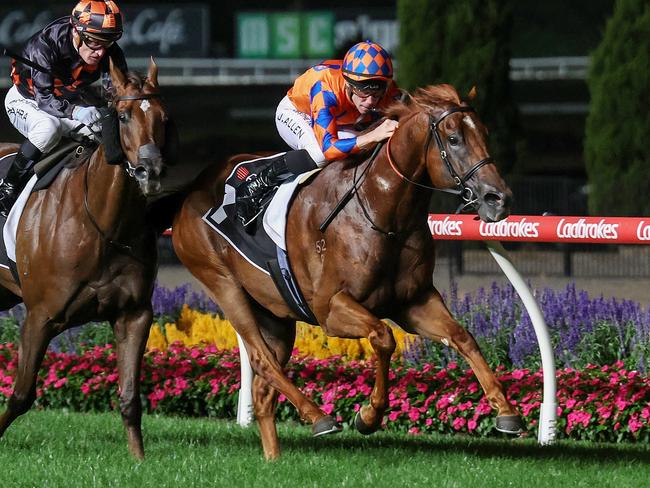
[71,0,123,40]
[342,41,393,82]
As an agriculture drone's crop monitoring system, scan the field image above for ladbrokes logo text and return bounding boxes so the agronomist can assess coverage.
[479,218,540,238]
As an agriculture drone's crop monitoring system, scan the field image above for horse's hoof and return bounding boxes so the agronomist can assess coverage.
[312,415,342,437]
[354,410,379,436]
[495,415,525,434]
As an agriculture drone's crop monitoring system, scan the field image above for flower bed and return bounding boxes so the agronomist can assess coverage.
[0,342,648,442]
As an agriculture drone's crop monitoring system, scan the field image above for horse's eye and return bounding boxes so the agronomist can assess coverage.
[448,134,459,146]
[118,112,128,123]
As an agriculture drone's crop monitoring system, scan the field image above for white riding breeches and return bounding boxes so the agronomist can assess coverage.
[275,95,356,167]
[4,85,97,153]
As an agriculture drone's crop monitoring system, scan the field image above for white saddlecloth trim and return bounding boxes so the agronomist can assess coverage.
[3,174,38,262]
[263,168,320,251]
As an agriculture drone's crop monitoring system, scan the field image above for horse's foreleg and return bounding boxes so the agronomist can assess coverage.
[0,311,51,437]
[112,309,151,460]
[324,291,396,435]
[400,289,524,433]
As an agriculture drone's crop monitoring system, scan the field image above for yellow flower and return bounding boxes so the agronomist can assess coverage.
[146,307,418,362]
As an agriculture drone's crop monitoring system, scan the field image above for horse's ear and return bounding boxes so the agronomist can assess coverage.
[147,57,159,88]
[109,58,127,91]
[467,86,477,101]
[398,88,413,104]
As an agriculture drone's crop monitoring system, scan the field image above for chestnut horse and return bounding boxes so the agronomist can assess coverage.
[0,59,172,459]
[172,84,523,459]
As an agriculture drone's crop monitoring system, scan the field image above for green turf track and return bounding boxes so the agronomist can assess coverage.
[0,410,648,488]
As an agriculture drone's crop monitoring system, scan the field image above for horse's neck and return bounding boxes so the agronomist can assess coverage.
[86,152,142,232]
[361,124,428,227]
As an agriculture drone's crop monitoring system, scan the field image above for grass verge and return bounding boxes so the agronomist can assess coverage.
[0,409,648,487]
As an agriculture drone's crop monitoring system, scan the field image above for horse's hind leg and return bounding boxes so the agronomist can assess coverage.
[251,313,296,460]
[0,310,52,438]
[399,289,524,434]
[322,291,397,435]
[112,309,151,460]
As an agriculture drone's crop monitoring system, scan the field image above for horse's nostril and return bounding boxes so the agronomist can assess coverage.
[484,192,503,206]
[134,166,148,181]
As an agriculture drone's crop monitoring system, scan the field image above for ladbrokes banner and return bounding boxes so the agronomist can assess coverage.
[428,214,650,244]
[0,4,209,57]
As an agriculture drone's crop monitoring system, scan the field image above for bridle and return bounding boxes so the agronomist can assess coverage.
[113,91,163,180]
[83,90,162,257]
[386,106,496,212]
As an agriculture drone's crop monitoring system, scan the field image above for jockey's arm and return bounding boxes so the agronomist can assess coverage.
[28,42,74,119]
[310,82,361,162]
[356,119,399,149]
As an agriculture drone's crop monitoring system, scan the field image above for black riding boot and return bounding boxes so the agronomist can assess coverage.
[0,139,42,218]
[236,149,318,227]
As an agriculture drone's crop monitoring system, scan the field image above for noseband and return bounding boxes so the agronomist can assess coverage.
[386,106,496,212]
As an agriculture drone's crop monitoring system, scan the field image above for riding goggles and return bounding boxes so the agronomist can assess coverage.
[349,83,387,100]
[81,33,115,51]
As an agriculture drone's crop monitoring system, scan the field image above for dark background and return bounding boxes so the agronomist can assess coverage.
[0,1,614,202]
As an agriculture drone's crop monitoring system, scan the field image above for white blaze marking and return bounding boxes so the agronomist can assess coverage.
[140,100,151,112]
[463,115,476,130]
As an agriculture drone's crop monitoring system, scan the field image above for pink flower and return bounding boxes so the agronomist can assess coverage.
[388,410,400,421]
[641,407,650,420]
[475,402,491,415]
[408,407,420,422]
[615,398,629,411]
[628,416,644,433]
[467,419,477,431]
[452,417,466,430]
[512,370,526,380]
[322,403,334,415]
[53,378,68,389]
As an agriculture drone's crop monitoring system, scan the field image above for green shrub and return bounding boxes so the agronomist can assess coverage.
[585,0,650,215]
[397,0,520,174]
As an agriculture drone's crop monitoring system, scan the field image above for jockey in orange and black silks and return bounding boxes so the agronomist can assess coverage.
[1,0,127,218]
[235,40,401,227]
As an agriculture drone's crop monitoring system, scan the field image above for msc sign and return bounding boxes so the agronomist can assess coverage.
[237,12,335,59]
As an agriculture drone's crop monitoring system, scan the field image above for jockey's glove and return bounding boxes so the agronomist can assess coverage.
[72,106,102,126]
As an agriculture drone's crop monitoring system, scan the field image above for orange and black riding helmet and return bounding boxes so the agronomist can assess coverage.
[71,0,123,42]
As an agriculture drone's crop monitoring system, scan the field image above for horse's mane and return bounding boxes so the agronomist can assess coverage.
[385,84,462,120]
[346,84,463,165]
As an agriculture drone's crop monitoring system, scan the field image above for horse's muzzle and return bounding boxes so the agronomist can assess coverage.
[477,187,512,222]
[136,143,164,196]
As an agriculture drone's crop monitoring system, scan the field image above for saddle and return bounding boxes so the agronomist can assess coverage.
[0,139,95,284]
[203,155,318,324]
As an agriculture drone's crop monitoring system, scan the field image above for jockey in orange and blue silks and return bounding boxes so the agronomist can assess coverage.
[236,40,401,227]
[278,40,401,164]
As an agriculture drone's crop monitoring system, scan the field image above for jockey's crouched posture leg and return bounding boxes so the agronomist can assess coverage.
[0,138,42,218]
[1,85,101,218]
[236,149,318,227]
